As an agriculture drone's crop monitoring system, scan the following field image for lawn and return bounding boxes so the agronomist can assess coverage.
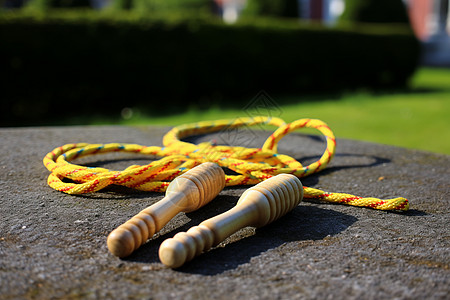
[90,67,450,155]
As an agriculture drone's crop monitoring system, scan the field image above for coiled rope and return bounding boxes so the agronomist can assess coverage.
[43,116,409,211]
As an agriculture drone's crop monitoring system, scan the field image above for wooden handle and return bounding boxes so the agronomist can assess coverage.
[107,162,225,258]
[158,174,303,268]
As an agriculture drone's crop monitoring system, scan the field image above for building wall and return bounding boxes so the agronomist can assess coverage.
[407,0,434,40]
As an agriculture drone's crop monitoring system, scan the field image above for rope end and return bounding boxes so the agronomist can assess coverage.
[375,197,409,211]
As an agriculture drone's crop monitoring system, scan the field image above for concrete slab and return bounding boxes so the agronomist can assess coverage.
[0,125,448,299]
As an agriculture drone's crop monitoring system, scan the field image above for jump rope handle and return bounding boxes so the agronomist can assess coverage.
[158,174,303,268]
[107,162,225,258]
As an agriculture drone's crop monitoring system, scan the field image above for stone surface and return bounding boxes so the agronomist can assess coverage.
[0,125,448,300]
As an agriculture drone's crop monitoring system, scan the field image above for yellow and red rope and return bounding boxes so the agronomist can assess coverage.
[43,116,408,211]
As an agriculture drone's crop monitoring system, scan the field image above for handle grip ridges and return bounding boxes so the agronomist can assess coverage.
[159,174,303,268]
[107,162,225,258]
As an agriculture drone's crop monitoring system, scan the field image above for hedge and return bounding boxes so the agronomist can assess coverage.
[25,0,92,10]
[340,0,411,24]
[0,12,420,126]
[37,0,215,14]
[241,0,300,19]
[131,0,213,14]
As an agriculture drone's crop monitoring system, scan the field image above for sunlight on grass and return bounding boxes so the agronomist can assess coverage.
[112,68,450,155]
[280,93,449,154]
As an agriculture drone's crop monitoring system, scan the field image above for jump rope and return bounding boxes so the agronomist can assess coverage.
[43,116,409,267]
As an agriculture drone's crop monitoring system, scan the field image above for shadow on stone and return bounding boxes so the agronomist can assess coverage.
[124,194,239,264]
[125,203,357,275]
[298,153,391,187]
[398,209,428,217]
[175,205,358,275]
[73,187,162,200]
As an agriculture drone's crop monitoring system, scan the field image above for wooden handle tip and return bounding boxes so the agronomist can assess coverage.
[107,162,225,258]
[159,239,187,268]
[107,228,135,258]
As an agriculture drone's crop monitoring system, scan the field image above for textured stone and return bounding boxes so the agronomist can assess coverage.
[0,125,448,299]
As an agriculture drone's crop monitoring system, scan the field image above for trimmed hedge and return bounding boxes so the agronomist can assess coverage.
[241,0,300,19]
[340,0,411,24]
[0,12,420,126]
[25,0,92,10]
[108,0,213,14]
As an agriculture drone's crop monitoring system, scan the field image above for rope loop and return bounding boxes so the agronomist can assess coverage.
[43,116,408,211]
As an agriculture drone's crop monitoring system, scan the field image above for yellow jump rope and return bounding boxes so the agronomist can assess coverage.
[43,116,408,211]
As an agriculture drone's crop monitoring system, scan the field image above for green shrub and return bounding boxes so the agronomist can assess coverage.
[0,12,419,126]
[340,0,411,24]
[108,0,133,11]
[133,0,212,13]
[106,0,212,14]
[104,0,214,18]
[25,0,91,11]
[241,0,299,18]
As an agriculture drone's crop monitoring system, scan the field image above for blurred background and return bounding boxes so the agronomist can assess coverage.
[1,0,449,154]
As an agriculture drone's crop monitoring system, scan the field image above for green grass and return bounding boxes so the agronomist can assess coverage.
[90,67,450,155]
